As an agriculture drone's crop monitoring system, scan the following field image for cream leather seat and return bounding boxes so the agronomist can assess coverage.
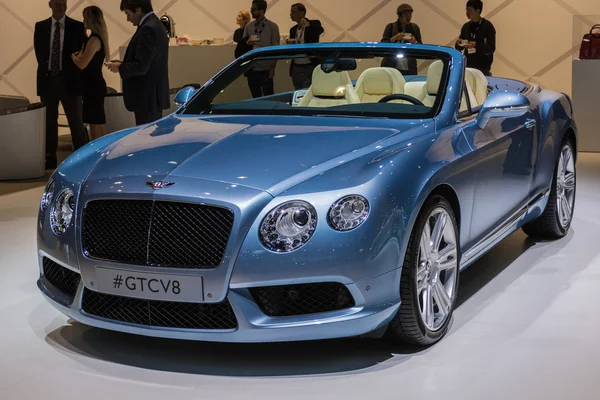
[404,81,428,102]
[355,67,406,103]
[465,67,489,107]
[422,60,444,107]
[298,68,359,107]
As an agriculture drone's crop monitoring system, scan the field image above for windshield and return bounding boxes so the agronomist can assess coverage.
[181,47,451,119]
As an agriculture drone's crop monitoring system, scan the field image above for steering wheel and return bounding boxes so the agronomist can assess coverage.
[378,94,425,106]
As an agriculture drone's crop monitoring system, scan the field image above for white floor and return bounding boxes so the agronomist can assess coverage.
[1,154,600,400]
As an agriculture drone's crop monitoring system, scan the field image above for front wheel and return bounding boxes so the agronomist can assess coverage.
[522,139,576,239]
[386,195,460,346]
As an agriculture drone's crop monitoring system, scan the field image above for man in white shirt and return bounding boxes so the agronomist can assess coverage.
[287,3,324,89]
[34,0,88,170]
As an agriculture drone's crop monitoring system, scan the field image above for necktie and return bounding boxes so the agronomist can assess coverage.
[50,21,61,75]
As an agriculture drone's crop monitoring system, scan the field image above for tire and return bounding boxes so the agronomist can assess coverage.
[386,195,460,346]
[522,139,576,239]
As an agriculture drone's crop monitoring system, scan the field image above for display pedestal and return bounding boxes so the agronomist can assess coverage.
[0,103,46,180]
[572,59,600,152]
[104,90,181,135]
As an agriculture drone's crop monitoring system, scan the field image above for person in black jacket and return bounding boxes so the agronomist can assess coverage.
[455,0,496,76]
[287,3,324,89]
[34,0,89,170]
[107,0,169,126]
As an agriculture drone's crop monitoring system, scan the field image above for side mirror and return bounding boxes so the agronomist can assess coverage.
[476,90,530,129]
[174,86,197,106]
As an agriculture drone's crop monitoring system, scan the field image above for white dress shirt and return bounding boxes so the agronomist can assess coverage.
[138,12,154,27]
[293,25,311,65]
[48,15,66,71]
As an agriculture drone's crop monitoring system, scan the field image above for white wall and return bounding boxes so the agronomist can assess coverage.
[0,0,598,101]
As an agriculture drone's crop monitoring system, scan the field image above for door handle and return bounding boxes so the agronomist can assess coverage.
[525,118,536,130]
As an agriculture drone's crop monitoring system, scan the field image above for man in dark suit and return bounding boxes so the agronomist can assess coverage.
[107,0,169,126]
[287,3,324,89]
[34,0,89,170]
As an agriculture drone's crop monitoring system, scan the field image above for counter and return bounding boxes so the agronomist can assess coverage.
[119,44,238,90]
[572,59,600,152]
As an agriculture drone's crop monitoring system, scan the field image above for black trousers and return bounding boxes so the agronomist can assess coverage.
[41,76,88,165]
[247,70,274,98]
[290,63,316,90]
[134,110,163,126]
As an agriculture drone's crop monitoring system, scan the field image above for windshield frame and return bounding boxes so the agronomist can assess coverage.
[178,45,454,120]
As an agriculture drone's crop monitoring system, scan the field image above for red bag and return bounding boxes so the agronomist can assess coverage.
[580,25,600,59]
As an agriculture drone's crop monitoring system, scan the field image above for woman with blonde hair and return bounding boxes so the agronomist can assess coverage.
[71,6,109,140]
[234,9,252,58]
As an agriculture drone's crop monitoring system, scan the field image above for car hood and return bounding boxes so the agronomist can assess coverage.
[87,114,429,194]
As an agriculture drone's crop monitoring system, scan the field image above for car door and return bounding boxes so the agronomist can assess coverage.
[457,86,539,246]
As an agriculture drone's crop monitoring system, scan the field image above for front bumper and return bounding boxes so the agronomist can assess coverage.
[37,255,401,343]
[37,172,407,343]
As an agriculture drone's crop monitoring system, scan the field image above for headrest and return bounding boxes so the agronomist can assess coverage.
[426,60,444,95]
[357,67,406,95]
[311,68,353,97]
[465,67,489,103]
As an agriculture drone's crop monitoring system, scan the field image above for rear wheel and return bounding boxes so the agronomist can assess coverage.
[522,139,576,239]
[386,195,460,346]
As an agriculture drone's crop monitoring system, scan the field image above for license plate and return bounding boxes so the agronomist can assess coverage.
[93,267,204,302]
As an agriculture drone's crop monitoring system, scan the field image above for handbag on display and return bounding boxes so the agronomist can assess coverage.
[579,24,600,59]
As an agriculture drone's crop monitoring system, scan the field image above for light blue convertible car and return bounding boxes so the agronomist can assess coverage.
[37,43,577,346]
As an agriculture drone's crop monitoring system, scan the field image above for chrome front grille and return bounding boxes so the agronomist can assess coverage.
[82,200,234,269]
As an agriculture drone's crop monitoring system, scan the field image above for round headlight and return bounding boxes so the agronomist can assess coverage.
[41,180,55,211]
[50,188,75,235]
[259,201,317,252]
[329,195,370,231]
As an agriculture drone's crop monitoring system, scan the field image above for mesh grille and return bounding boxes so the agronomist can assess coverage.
[250,283,355,317]
[81,289,238,330]
[42,257,81,300]
[148,202,234,268]
[82,200,152,265]
[82,200,234,269]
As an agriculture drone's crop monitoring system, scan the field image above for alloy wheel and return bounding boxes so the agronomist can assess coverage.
[556,144,576,229]
[416,207,459,331]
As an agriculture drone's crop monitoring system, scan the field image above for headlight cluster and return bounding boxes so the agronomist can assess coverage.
[328,195,370,231]
[259,195,370,253]
[50,188,75,235]
[41,180,76,235]
[40,180,55,211]
[260,201,317,252]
